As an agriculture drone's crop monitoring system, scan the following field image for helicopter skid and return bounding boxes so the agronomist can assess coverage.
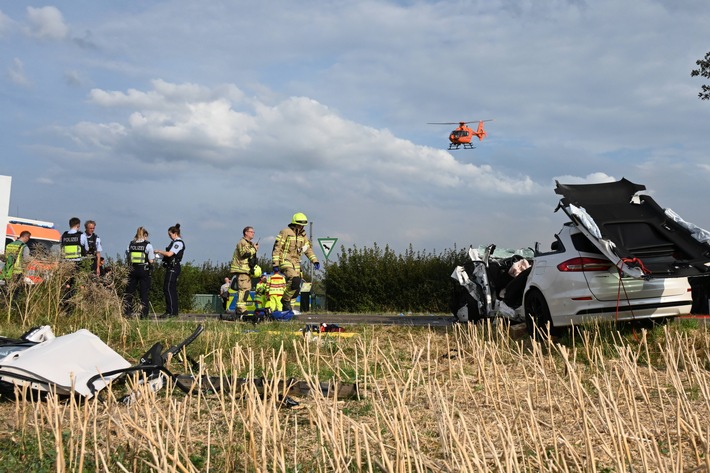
[448,143,476,150]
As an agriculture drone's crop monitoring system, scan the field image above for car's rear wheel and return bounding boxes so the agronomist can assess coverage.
[525,289,556,338]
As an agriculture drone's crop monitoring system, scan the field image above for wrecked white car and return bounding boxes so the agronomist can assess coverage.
[451,178,710,332]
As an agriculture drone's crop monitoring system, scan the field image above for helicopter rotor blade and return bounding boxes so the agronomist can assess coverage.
[462,119,494,124]
[427,119,494,125]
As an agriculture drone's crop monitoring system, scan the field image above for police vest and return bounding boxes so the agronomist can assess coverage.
[61,231,84,260]
[86,233,99,256]
[163,239,185,268]
[129,240,150,265]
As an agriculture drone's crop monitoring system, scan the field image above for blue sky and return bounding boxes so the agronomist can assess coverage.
[1,1,709,264]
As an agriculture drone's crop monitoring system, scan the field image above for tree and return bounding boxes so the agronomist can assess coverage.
[691,51,710,100]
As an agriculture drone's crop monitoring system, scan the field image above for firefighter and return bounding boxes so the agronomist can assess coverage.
[266,267,286,311]
[271,212,320,314]
[226,226,259,320]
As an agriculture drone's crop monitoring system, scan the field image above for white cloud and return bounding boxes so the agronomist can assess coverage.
[551,173,616,186]
[25,6,68,40]
[69,81,540,205]
[64,70,88,87]
[0,10,15,37]
[3,0,710,263]
[7,58,30,86]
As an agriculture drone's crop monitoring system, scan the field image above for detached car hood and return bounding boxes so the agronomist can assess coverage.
[555,178,710,279]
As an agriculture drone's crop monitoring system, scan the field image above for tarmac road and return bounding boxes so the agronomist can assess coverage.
[175,313,710,329]
[180,312,454,327]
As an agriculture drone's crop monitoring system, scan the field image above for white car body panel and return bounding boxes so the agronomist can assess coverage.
[523,224,693,328]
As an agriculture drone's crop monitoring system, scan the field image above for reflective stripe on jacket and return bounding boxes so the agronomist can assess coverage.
[230,237,257,274]
[61,231,84,260]
[4,240,26,275]
[267,273,287,296]
[271,225,318,272]
[128,240,149,265]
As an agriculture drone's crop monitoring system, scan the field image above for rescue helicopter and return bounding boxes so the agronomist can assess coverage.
[427,119,493,150]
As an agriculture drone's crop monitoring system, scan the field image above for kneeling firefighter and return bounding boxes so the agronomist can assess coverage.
[271,212,320,315]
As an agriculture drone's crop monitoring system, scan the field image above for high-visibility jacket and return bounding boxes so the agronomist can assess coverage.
[255,281,268,306]
[267,272,287,296]
[3,240,27,276]
[271,225,318,272]
[230,237,257,274]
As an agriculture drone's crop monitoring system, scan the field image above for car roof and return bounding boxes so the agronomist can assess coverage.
[554,178,710,278]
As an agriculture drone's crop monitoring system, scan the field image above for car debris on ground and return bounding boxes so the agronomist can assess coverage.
[0,324,357,407]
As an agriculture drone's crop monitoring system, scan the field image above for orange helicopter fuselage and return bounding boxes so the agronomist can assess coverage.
[449,121,486,145]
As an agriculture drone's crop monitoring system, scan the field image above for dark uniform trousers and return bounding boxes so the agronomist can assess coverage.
[164,265,181,316]
[124,265,152,317]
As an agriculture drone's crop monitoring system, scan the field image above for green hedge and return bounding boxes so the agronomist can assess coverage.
[119,246,464,314]
[324,243,466,313]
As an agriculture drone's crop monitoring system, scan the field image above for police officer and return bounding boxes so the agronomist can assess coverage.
[271,212,320,315]
[84,220,103,276]
[155,223,185,318]
[123,226,155,318]
[60,217,89,311]
[61,217,89,265]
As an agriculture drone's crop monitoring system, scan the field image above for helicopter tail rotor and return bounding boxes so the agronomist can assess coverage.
[476,121,488,141]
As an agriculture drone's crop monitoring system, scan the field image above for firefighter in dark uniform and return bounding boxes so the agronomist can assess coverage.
[123,226,155,318]
[155,223,185,318]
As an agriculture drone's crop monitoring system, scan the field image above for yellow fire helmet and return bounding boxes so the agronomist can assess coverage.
[291,212,308,226]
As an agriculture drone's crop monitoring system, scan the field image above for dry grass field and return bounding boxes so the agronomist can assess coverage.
[1,266,710,472]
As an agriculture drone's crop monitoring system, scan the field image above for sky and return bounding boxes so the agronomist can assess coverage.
[1,1,709,265]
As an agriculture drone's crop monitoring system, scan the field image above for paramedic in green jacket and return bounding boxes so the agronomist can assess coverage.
[3,231,31,282]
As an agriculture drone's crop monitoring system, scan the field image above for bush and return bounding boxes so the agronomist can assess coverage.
[324,243,466,313]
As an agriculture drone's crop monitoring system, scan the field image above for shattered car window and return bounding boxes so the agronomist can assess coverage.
[477,246,534,260]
